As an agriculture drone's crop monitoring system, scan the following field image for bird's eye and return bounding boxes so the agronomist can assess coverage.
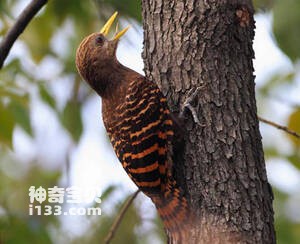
[95,35,105,45]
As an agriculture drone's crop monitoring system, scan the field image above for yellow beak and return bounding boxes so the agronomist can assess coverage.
[99,12,130,40]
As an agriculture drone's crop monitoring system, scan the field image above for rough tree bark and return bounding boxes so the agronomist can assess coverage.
[142,0,276,243]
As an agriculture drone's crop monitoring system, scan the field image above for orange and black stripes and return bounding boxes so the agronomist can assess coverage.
[103,77,188,233]
[76,27,189,238]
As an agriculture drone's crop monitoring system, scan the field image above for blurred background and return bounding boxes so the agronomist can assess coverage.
[0,0,299,243]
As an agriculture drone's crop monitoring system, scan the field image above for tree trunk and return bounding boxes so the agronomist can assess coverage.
[141,0,276,243]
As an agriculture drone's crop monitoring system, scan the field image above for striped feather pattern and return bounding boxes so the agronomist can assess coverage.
[103,77,188,234]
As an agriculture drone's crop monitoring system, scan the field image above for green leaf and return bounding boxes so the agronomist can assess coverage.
[101,185,117,201]
[50,0,94,24]
[0,103,15,148]
[287,109,300,148]
[101,0,142,22]
[60,100,83,142]
[286,154,300,170]
[273,186,300,244]
[264,147,281,159]
[21,7,57,63]
[39,84,56,109]
[253,0,274,11]
[258,71,295,95]
[7,100,32,136]
[0,215,52,244]
[273,0,300,62]
[0,88,29,105]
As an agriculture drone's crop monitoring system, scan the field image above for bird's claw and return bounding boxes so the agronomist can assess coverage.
[179,86,205,126]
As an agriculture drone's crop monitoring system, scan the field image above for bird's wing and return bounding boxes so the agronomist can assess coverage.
[114,77,174,196]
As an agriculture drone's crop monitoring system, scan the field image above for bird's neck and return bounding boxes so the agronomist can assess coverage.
[101,61,141,99]
[101,61,143,124]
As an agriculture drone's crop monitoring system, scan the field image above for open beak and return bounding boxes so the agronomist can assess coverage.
[99,12,130,40]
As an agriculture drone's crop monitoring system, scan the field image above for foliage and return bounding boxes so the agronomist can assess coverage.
[254,1,300,243]
[0,0,152,243]
[273,0,300,62]
[0,0,299,243]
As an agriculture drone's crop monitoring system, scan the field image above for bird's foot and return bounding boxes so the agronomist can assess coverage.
[179,86,205,126]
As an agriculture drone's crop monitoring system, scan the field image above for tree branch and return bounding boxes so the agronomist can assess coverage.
[258,116,300,139]
[104,189,141,244]
[0,0,48,69]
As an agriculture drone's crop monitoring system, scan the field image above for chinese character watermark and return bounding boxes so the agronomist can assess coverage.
[28,186,102,216]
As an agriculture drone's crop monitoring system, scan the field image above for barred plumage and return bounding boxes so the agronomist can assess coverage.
[75,13,189,238]
[104,78,171,194]
[102,77,188,234]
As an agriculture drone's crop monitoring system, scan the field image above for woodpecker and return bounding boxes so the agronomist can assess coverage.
[75,12,188,239]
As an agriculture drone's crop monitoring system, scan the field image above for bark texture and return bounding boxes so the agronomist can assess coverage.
[142,0,276,243]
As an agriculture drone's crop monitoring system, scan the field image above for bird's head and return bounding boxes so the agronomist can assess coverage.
[75,12,129,96]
